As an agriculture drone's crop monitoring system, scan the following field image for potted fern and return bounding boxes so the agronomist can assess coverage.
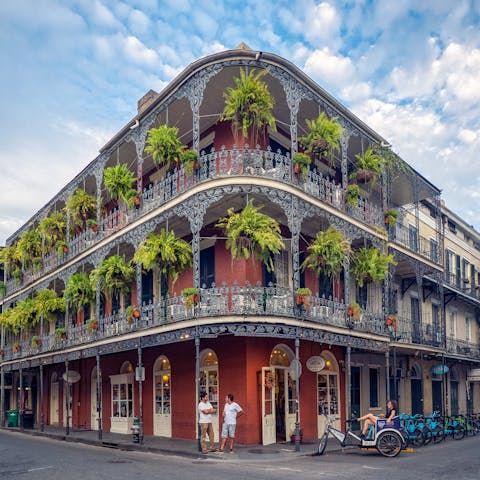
[31,335,42,348]
[384,209,398,228]
[87,318,99,333]
[292,152,311,180]
[38,211,66,254]
[220,67,276,146]
[345,184,360,208]
[300,111,343,165]
[183,287,199,308]
[55,327,67,341]
[181,149,199,175]
[64,273,95,318]
[347,302,361,321]
[216,199,285,273]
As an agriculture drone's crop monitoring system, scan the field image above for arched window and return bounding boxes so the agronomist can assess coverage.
[153,356,172,437]
[200,349,219,411]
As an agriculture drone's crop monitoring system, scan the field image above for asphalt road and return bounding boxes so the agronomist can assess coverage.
[0,430,479,480]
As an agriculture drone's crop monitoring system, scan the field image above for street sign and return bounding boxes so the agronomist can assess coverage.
[431,365,449,375]
[135,366,145,381]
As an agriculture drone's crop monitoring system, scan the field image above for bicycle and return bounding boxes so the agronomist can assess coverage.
[317,414,404,458]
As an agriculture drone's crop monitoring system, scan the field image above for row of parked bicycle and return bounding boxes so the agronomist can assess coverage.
[399,411,480,446]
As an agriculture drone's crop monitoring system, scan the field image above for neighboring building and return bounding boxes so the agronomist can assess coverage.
[0,44,479,445]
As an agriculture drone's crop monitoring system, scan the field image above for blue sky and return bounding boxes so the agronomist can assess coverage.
[1,0,479,244]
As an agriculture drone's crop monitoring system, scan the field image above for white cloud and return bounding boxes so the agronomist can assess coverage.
[303,48,355,90]
[123,35,158,66]
[129,9,150,34]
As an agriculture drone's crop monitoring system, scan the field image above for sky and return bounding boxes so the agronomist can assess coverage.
[0,0,479,245]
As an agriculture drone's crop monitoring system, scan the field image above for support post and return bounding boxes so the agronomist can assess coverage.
[393,347,397,402]
[19,367,23,431]
[40,364,44,432]
[137,346,144,444]
[294,336,300,452]
[96,353,102,440]
[385,349,390,402]
[65,360,70,436]
[346,345,351,419]
[0,366,4,428]
[195,334,201,452]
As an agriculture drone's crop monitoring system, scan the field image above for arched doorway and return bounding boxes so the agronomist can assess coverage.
[109,361,134,434]
[410,363,423,415]
[450,368,459,415]
[261,344,296,445]
[317,351,340,437]
[200,349,219,441]
[90,367,101,430]
[50,373,59,425]
[153,356,171,437]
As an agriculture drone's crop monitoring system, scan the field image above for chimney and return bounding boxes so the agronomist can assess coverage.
[137,89,159,115]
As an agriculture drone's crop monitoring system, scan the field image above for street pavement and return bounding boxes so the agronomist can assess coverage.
[0,427,479,479]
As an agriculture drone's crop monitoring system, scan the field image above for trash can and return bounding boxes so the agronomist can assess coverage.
[23,411,34,429]
[6,410,19,427]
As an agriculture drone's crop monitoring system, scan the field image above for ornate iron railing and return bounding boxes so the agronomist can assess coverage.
[5,147,386,296]
[1,283,390,362]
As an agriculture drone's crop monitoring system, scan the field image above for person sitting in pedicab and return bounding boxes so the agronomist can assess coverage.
[357,399,397,439]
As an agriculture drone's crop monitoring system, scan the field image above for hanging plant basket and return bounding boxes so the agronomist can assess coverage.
[183,287,199,308]
[386,315,398,331]
[347,302,361,322]
[87,319,99,333]
[13,343,22,353]
[356,169,375,183]
[296,288,311,306]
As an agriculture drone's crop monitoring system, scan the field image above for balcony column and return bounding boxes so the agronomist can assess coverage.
[19,367,23,430]
[95,174,102,226]
[0,364,4,428]
[195,331,201,452]
[130,122,154,194]
[414,176,420,247]
[340,135,350,189]
[95,281,101,324]
[135,262,142,312]
[185,203,206,290]
[343,260,350,305]
[96,352,102,440]
[434,192,443,264]
[415,264,424,339]
[346,344,352,419]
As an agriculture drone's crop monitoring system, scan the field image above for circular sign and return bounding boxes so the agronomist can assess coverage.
[289,359,302,380]
[306,356,326,372]
[431,365,449,376]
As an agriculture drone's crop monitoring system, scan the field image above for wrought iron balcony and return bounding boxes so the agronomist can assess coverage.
[444,272,480,300]
[446,336,480,357]
[391,314,445,348]
[1,283,390,362]
[4,147,388,297]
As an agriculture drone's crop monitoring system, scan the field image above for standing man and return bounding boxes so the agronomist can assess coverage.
[198,391,216,454]
[219,393,243,453]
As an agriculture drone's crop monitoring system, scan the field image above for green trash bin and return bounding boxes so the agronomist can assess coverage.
[6,410,19,427]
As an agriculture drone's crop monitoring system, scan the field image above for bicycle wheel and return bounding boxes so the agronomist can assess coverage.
[422,427,433,446]
[317,433,329,455]
[411,428,425,447]
[376,431,402,458]
[453,425,465,440]
[432,425,445,444]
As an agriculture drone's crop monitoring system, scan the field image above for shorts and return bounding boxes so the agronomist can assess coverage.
[221,423,236,438]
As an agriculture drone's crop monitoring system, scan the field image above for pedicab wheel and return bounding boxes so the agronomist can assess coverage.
[376,431,402,458]
[317,433,328,455]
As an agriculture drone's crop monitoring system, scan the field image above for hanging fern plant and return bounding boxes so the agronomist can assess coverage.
[216,199,285,272]
[90,255,135,296]
[64,272,95,313]
[144,125,184,170]
[103,164,138,209]
[301,226,351,277]
[133,229,192,285]
[33,289,66,323]
[351,247,396,287]
[220,68,276,146]
[66,189,97,234]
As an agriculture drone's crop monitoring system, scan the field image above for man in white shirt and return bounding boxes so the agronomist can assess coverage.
[219,393,243,453]
[198,392,216,454]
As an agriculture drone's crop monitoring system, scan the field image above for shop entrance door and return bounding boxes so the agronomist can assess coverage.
[274,367,296,443]
[50,380,59,425]
[261,367,275,445]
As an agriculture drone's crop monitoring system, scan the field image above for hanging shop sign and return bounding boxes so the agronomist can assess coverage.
[431,365,449,376]
[62,370,81,383]
[306,356,326,372]
[289,359,302,380]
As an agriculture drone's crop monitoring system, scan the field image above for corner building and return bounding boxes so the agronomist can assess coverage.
[1,44,479,445]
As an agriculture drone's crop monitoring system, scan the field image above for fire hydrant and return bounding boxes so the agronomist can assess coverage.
[131,416,140,443]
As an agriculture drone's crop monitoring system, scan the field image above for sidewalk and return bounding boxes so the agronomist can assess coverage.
[0,425,340,462]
